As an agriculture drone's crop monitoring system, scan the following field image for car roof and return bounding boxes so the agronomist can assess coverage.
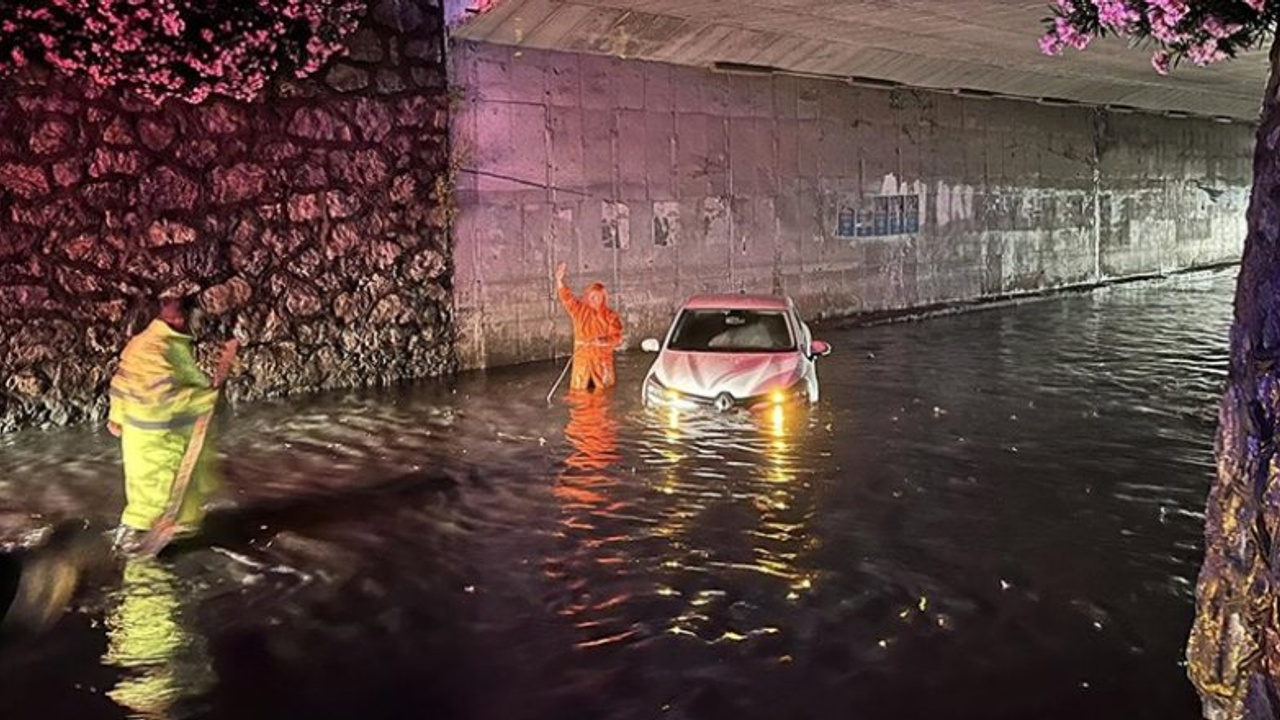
[681,294,792,311]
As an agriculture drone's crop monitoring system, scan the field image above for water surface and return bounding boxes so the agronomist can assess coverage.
[0,270,1234,719]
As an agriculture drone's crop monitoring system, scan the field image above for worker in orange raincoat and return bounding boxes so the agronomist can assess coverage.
[556,262,623,392]
[107,297,220,546]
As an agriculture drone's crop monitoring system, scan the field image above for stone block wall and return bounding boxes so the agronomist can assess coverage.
[0,0,453,433]
[450,41,1253,369]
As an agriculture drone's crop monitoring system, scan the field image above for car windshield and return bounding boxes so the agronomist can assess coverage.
[667,309,794,353]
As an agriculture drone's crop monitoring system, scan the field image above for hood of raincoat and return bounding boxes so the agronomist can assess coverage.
[586,282,609,308]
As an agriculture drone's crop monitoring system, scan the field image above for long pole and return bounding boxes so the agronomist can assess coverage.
[546,354,573,405]
[134,339,239,559]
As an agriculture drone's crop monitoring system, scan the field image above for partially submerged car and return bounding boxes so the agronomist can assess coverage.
[640,294,831,412]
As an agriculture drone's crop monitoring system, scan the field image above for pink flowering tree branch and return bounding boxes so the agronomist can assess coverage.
[1040,0,1274,75]
[0,0,367,104]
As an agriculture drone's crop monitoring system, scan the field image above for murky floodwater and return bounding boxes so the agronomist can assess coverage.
[0,270,1236,719]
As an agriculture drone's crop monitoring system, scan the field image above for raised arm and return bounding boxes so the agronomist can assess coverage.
[555,261,584,318]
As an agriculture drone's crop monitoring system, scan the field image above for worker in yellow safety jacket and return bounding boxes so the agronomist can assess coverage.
[107,297,220,542]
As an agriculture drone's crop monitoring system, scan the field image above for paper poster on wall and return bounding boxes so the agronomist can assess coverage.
[702,197,730,245]
[653,201,680,247]
[602,201,630,249]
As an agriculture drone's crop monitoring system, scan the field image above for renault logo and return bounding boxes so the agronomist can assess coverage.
[714,392,734,413]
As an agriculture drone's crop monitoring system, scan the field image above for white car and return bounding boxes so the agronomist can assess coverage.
[640,294,831,412]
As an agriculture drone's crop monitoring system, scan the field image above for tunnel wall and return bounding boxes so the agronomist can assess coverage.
[450,40,1253,369]
[0,0,453,433]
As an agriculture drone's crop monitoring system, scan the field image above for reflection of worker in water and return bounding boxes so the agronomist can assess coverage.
[555,262,623,392]
[563,391,621,475]
[108,296,221,547]
[556,390,621,513]
[551,392,637,647]
[103,560,214,717]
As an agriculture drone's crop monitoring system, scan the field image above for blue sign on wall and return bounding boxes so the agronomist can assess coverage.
[838,194,920,238]
[837,207,857,237]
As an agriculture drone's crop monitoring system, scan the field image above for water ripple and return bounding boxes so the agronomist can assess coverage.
[0,269,1236,720]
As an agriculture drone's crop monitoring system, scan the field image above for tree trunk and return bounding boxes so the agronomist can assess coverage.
[1189,34,1280,720]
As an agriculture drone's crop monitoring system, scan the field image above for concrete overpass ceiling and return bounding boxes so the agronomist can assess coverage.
[452,0,1269,120]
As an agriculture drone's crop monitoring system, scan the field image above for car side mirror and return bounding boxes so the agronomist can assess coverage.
[641,338,661,353]
[809,340,831,358]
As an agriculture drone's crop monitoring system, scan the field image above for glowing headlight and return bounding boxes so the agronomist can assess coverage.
[768,384,808,405]
[649,378,701,410]
[646,377,681,406]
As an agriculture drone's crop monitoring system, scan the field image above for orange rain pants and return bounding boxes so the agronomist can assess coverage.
[559,283,623,392]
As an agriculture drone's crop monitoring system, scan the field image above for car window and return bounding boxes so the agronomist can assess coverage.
[667,309,794,352]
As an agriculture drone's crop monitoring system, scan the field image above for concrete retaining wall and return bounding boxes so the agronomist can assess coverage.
[450,41,1252,369]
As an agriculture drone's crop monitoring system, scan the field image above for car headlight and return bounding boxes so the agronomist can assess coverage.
[647,377,697,409]
[768,383,808,404]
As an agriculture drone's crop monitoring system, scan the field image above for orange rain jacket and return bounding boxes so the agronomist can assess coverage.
[559,282,623,392]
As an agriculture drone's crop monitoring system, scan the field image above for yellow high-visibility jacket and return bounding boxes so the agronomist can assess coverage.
[109,320,217,431]
[108,320,220,530]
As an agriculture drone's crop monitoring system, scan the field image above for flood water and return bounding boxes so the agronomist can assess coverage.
[0,269,1235,720]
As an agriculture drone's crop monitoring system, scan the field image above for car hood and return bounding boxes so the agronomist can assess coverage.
[652,350,802,400]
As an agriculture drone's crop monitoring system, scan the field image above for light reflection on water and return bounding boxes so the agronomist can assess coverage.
[548,391,819,653]
[0,269,1236,719]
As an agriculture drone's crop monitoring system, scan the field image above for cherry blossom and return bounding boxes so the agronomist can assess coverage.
[1040,0,1274,74]
[0,1,367,104]
[1151,49,1173,73]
